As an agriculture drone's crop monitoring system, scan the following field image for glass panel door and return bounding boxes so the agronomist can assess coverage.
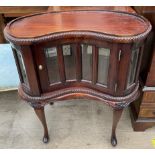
[81,44,92,81]
[62,45,76,80]
[44,47,60,84]
[97,47,110,86]
[127,48,139,88]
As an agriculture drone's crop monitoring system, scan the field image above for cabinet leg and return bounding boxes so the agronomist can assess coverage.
[34,107,49,143]
[111,108,123,146]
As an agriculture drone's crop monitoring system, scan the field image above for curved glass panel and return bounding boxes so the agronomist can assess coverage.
[16,50,29,86]
[81,44,92,81]
[45,47,60,84]
[63,45,76,80]
[97,48,110,85]
[127,48,139,88]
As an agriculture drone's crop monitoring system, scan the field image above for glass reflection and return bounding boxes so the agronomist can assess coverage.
[16,51,29,86]
[45,47,60,84]
[97,47,110,85]
[81,44,92,81]
[63,45,76,80]
[127,48,139,88]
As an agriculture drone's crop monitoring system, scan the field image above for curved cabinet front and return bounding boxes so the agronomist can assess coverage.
[32,38,143,98]
[34,40,115,94]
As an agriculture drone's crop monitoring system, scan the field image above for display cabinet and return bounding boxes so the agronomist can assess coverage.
[4,10,151,146]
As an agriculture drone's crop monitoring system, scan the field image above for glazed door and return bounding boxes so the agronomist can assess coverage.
[33,41,118,95]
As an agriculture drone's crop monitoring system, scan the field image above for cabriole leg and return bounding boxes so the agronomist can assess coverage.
[111,108,123,146]
[34,106,49,143]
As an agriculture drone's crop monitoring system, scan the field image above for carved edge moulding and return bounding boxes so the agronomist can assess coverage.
[18,83,140,109]
[4,10,151,45]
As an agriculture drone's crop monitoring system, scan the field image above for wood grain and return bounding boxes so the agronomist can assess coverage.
[7,11,149,38]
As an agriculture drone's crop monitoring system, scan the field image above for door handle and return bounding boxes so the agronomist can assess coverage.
[38,65,43,70]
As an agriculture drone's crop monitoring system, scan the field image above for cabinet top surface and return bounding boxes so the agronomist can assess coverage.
[4,10,151,44]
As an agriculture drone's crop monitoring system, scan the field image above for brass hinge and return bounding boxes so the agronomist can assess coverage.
[115,83,117,92]
[118,50,122,61]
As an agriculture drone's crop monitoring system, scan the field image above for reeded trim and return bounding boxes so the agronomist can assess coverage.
[18,82,139,109]
[4,29,151,45]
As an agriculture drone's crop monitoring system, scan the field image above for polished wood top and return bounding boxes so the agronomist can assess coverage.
[4,10,151,44]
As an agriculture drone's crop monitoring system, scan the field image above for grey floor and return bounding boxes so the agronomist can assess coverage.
[0,91,155,149]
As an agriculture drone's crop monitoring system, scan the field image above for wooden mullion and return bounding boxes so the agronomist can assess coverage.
[92,46,98,84]
[21,46,41,96]
[57,45,66,83]
[75,44,82,81]
[117,44,132,95]
[108,44,119,93]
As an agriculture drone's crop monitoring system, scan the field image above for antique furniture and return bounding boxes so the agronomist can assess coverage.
[4,10,151,146]
[130,7,155,131]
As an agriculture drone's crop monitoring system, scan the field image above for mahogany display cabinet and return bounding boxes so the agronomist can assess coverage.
[4,10,151,146]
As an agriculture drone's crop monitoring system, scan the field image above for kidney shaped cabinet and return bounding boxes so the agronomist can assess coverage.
[4,10,151,146]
